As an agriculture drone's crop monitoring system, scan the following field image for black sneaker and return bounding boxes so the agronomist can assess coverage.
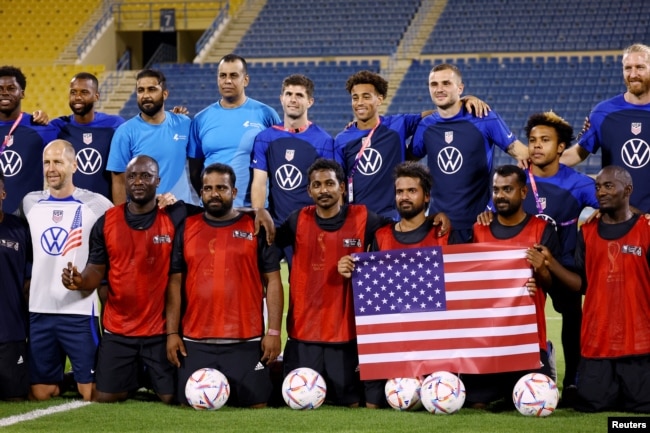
[59,371,79,397]
[558,384,578,408]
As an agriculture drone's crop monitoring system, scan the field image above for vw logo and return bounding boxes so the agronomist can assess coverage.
[357,148,383,176]
[275,164,303,191]
[437,146,463,174]
[621,138,650,168]
[0,150,23,177]
[76,148,103,175]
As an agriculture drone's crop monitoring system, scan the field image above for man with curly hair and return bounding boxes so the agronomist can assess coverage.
[334,70,488,220]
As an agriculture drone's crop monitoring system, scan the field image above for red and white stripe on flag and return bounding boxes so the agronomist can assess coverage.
[351,242,540,380]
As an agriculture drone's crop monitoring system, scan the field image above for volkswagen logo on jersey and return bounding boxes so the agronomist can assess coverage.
[40,226,69,256]
[76,148,103,175]
[357,148,383,176]
[275,164,303,191]
[437,146,463,174]
[621,138,650,168]
[0,150,22,177]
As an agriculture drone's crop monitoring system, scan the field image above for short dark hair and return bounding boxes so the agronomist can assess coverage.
[0,65,26,90]
[308,158,346,184]
[345,70,388,98]
[0,169,4,185]
[430,63,463,82]
[202,163,236,188]
[135,69,167,91]
[219,54,248,75]
[524,111,574,148]
[393,161,432,194]
[71,72,99,90]
[494,164,526,187]
[282,74,314,99]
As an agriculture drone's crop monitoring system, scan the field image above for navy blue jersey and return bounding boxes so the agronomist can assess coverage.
[0,213,31,342]
[334,114,421,220]
[51,112,125,200]
[0,114,59,214]
[412,108,516,231]
[579,94,650,212]
[251,123,334,225]
[523,165,598,268]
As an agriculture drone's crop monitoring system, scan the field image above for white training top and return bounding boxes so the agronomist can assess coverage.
[21,188,113,315]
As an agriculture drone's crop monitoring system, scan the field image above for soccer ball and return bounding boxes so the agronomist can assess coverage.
[420,371,466,414]
[185,368,230,410]
[512,373,559,417]
[282,367,327,409]
[384,377,423,410]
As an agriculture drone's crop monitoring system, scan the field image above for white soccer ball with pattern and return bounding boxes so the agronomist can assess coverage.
[384,377,423,410]
[512,373,559,417]
[185,367,230,410]
[420,371,466,414]
[282,367,327,410]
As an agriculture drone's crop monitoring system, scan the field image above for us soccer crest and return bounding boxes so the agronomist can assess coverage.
[4,135,14,147]
[52,210,63,223]
[83,133,93,145]
[445,131,454,144]
[539,197,547,211]
[285,149,295,161]
[631,123,642,135]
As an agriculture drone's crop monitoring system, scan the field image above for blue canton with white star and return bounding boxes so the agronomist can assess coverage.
[351,246,447,316]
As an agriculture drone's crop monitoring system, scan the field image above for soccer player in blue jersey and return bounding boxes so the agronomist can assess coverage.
[0,171,31,401]
[525,112,598,406]
[189,54,281,208]
[561,43,650,214]
[251,74,334,226]
[412,63,529,243]
[479,111,598,405]
[334,70,489,220]
[0,66,59,214]
[107,69,199,206]
[50,73,125,201]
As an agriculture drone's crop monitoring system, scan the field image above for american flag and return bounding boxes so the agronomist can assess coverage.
[351,243,540,380]
[61,205,83,257]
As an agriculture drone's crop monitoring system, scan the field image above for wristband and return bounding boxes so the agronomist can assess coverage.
[267,329,280,336]
[167,332,179,336]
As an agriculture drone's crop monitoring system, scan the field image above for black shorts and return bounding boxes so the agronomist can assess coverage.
[178,340,272,407]
[0,341,29,399]
[547,285,583,315]
[95,333,175,396]
[576,355,650,413]
[461,349,552,406]
[283,339,360,406]
[363,379,388,407]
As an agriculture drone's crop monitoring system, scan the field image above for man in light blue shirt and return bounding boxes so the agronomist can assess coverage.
[107,69,199,205]
[189,54,280,207]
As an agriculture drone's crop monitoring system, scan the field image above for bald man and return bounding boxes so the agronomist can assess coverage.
[569,165,650,412]
[20,139,113,401]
